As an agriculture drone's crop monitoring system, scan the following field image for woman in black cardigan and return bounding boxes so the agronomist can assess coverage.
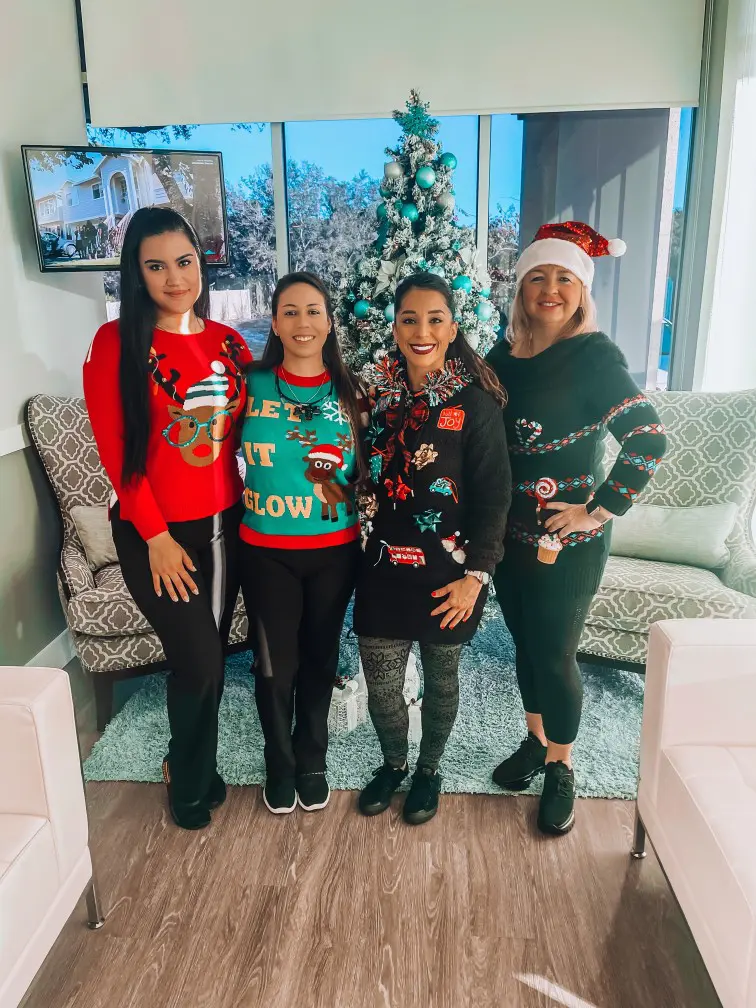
[486,221,667,837]
[354,273,511,825]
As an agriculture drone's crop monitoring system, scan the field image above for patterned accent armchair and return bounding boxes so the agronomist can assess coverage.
[579,389,756,668]
[25,395,249,729]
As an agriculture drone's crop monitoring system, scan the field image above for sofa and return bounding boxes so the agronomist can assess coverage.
[0,666,104,1008]
[632,619,756,1008]
[25,395,249,729]
[579,389,756,668]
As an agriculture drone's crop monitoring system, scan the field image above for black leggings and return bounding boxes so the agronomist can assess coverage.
[240,540,359,780]
[111,502,242,805]
[493,570,592,745]
[358,637,463,772]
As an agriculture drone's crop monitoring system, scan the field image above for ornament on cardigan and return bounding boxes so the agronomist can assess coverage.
[412,443,438,469]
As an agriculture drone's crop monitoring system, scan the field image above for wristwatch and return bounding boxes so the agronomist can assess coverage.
[465,569,490,585]
[585,500,613,524]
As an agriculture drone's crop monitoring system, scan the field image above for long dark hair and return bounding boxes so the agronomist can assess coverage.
[394,273,507,407]
[119,207,210,483]
[250,271,367,479]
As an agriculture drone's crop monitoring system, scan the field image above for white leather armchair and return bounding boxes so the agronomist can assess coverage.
[0,666,104,1008]
[632,620,756,1008]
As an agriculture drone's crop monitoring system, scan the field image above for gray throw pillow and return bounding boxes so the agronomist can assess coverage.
[71,505,118,571]
[609,502,738,569]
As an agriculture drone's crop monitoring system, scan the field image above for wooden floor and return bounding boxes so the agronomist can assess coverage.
[21,780,720,1008]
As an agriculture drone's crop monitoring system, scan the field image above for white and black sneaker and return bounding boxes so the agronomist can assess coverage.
[296,772,330,811]
[263,777,297,814]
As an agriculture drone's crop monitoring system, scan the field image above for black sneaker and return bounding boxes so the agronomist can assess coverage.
[492,732,548,790]
[403,766,441,826]
[162,757,211,831]
[537,761,576,836]
[206,771,227,810]
[263,777,297,814]
[296,772,330,811]
[358,762,409,816]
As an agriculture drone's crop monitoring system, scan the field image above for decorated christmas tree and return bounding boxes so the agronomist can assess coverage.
[338,90,500,374]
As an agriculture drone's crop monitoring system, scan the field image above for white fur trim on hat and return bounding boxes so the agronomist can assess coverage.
[307,449,345,468]
[515,238,594,291]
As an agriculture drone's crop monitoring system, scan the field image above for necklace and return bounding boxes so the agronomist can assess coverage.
[275,370,332,422]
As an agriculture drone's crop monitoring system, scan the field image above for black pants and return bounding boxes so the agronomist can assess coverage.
[240,540,359,780]
[112,502,242,806]
[493,569,592,746]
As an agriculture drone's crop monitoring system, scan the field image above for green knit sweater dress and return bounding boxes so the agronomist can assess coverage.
[486,332,668,594]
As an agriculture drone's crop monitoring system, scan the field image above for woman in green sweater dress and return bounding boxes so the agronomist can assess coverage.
[486,222,667,836]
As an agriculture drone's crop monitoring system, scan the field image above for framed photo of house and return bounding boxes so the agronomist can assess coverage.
[21,145,229,272]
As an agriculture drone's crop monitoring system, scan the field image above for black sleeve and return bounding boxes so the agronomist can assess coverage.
[588,338,668,517]
[462,393,511,574]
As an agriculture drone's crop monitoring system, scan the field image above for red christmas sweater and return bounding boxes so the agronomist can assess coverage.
[83,318,252,541]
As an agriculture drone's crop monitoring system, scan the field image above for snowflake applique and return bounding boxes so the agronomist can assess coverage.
[322,400,348,425]
[412,443,438,470]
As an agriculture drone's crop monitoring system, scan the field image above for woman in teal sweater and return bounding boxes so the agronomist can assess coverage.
[239,272,367,815]
[486,222,667,836]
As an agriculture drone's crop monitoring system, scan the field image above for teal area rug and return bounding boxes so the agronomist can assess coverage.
[84,601,644,799]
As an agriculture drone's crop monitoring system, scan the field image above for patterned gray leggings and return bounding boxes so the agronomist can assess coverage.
[358,637,463,772]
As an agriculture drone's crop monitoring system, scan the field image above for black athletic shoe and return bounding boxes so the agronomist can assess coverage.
[358,762,409,816]
[492,732,548,790]
[296,772,330,811]
[206,771,227,810]
[537,761,576,836]
[162,757,211,831]
[403,766,441,826]
[263,777,297,814]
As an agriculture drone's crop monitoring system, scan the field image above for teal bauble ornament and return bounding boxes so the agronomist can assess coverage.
[452,274,473,293]
[428,265,445,277]
[354,300,371,319]
[415,166,436,189]
[384,303,395,322]
[475,301,494,321]
[440,152,458,169]
[401,202,419,221]
[480,286,491,298]
[377,203,388,221]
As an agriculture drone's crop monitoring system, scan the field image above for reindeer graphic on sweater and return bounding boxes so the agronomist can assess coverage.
[157,356,242,468]
[302,443,355,522]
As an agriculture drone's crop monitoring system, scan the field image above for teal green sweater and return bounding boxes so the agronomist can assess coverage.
[239,367,360,549]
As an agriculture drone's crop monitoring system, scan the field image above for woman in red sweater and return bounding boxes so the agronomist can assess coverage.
[83,207,252,830]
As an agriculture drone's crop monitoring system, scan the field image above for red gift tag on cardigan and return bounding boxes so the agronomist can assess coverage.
[437,407,465,431]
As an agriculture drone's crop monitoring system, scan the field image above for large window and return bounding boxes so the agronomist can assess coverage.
[487,109,693,389]
[86,123,276,357]
[284,116,479,292]
[488,115,524,330]
[87,109,693,383]
[658,107,693,389]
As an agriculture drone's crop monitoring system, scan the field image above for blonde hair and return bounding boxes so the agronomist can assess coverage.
[506,281,598,350]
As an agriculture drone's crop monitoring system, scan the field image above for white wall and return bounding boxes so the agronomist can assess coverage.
[0,1,104,665]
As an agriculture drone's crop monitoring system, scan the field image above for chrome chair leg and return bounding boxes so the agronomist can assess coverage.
[85,877,105,929]
[631,807,647,859]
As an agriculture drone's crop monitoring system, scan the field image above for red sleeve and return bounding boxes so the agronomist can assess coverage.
[83,322,168,542]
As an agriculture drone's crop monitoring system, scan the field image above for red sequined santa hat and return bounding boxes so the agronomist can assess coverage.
[514,221,626,292]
